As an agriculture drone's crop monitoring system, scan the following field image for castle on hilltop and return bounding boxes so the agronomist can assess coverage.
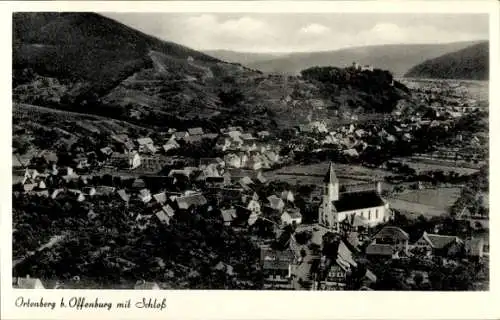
[352,62,374,72]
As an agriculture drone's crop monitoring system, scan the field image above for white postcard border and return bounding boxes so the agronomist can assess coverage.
[1,1,499,320]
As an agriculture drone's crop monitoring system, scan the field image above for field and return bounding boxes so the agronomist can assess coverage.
[392,157,479,175]
[388,187,461,218]
[265,161,394,186]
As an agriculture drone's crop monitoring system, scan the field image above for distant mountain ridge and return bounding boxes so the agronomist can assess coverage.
[207,41,485,77]
[204,50,288,65]
[404,42,489,80]
[12,12,411,133]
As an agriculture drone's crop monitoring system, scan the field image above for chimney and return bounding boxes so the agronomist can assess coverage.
[375,181,382,194]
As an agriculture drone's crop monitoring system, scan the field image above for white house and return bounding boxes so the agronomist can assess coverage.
[129,152,141,169]
[281,208,302,225]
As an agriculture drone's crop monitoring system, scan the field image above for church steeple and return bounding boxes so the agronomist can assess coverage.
[324,162,338,184]
[324,162,339,202]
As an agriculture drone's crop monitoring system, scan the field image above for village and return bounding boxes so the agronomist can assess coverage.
[12,75,489,290]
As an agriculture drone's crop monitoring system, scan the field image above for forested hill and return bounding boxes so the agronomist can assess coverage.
[301,66,410,113]
[404,41,489,80]
[12,12,221,106]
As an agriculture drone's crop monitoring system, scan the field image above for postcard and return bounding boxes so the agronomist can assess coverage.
[1,1,499,319]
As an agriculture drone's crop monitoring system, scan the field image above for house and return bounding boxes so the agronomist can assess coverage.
[172,131,189,141]
[281,207,302,225]
[127,177,145,189]
[138,189,152,203]
[465,237,485,259]
[226,130,242,139]
[117,189,130,203]
[203,133,219,141]
[134,280,160,290]
[129,152,142,169]
[176,193,208,210]
[318,243,353,290]
[257,131,270,139]
[260,246,295,289]
[239,176,254,188]
[318,162,388,231]
[206,176,228,188]
[414,232,464,257]
[163,140,180,153]
[37,150,58,165]
[267,195,285,213]
[187,127,204,136]
[365,243,395,259]
[152,192,168,205]
[137,137,155,153]
[14,275,45,289]
[185,135,204,145]
[12,154,27,169]
[216,137,232,151]
[246,154,262,170]
[51,188,64,199]
[281,190,295,203]
[221,208,237,226]
[82,187,96,196]
[264,151,280,163]
[240,133,255,142]
[224,153,242,168]
[73,156,89,169]
[25,168,40,181]
[366,226,410,258]
[162,205,176,218]
[243,198,261,217]
[99,147,114,158]
[94,186,116,196]
[155,210,171,225]
[33,190,49,197]
[214,261,234,276]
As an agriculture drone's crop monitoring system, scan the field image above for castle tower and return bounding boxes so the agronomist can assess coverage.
[324,162,339,202]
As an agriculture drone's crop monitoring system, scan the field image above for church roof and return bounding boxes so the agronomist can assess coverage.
[334,190,384,213]
[324,162,338,183]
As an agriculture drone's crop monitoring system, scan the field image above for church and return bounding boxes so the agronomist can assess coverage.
[318,162,390,231]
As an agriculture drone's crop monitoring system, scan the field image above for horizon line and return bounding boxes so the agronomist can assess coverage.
[201,39,489,54]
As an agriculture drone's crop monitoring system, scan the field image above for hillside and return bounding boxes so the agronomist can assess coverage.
[12,12,410,135]
[404,42,489,80]
[13,13,221,106]
[237,41,484,77]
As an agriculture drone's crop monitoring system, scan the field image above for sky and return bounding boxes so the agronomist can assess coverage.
[103,12,488,53]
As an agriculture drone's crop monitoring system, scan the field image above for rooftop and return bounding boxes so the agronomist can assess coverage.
[374,226,410,241]
[334,190,385,213]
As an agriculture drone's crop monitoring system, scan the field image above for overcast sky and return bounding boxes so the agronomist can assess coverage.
[103,13,488,53]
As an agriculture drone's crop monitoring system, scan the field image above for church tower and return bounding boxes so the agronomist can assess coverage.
[318,162,340,230]
[324,162,339,202]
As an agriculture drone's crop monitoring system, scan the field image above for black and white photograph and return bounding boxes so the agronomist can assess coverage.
[7,3,493,295]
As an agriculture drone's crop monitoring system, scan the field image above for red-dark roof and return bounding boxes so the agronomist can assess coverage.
[366,244,394,256]
[334,191,384,212]
[373,226,409,241]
